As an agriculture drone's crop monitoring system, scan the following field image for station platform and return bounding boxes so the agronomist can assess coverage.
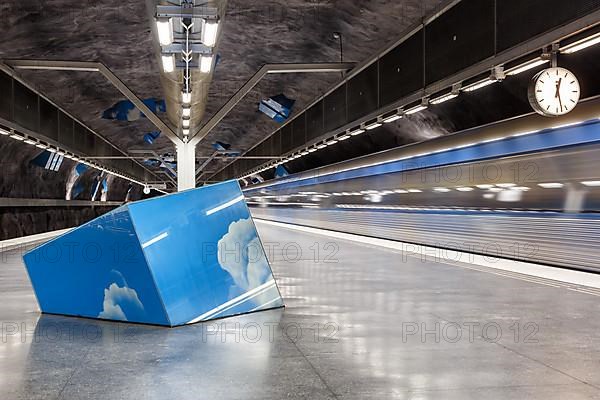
[1,221,600,399]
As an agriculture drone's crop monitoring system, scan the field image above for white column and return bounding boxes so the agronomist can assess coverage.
[176,142,196,192]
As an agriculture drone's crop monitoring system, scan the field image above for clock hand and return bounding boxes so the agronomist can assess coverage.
[555,78,562,99]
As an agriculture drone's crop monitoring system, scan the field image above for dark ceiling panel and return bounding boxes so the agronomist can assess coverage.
[347,63,379,121]
[324,84,347,133]
[379,30,424,106]
[425,0,495,85]
[497,0,600,52]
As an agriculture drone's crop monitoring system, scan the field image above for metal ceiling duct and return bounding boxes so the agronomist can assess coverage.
[147,0,227,141]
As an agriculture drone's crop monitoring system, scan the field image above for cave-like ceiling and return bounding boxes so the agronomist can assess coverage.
[0,0,445,182]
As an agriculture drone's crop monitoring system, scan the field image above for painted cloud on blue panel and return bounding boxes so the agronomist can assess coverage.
[217,218,273,305]
[98,283,144,321]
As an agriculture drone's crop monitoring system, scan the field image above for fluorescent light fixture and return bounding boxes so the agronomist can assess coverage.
[317,143,327,149]
[182,119,190,128]
[338,134,350,141]
[561,32,600,54]
[24,138,37,145]
[581,181,600,187]
[10,134,24,140]
[35,143,48,149]
[365,121,382,130]
[476,184,494,189]
[394,189,408,193]
[182,128,190,136]
[182,91,191,104]
[200,55,214,73]
[505,58,549,76]
[202,19,219,47]
[382,111,403,123]
[433,187,451,192]
[350,128,365,136]
[405,105,428,115]
[496,183,516,188]
[301,150,310,155]
[156,17,173,46]
[430,93,458,105]
[161,54,175,73]
[463,78,496,92]
[47,147,57,153]
[538,183,564,189]
[325,139,338,145]
[308,147,318,153]
[182,107,191,118]
[64,154,74,159]
[408,189,422,193]
[514,186,530,191]
[489,187,503,192]
[0,128,9,135]
[456,187,474,192]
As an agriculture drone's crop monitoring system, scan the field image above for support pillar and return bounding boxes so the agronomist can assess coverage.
[177,142,196,192]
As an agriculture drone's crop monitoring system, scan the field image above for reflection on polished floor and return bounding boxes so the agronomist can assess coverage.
[2,223,600,399]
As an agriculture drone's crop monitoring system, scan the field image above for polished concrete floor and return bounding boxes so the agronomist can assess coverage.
[2,223,600,399]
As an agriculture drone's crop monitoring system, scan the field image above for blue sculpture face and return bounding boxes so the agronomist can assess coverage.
[23,180,283,326]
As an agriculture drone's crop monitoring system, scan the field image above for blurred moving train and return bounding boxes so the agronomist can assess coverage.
[243,97,600,272]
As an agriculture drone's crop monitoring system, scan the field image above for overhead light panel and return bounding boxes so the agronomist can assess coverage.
[317,143,327,149]
[24,138,37,145]
[581,181,600,187]
[200,55,214,73]
[349,128,365,136]
[325,139,338,146]
[430,93,458,104]
[10,133,24,141]
[182,107,191,118]
[308,147,318,153]
[156,17,174,46]
[463,78,497,92]
[405,104,428,115]
[182,128,190,136]
[202,19,219,47]
[161,54,175,73]
[382,109,403,123]
[35,143,48,149]
[561,32,600,54]
[0,127,9,136]
[338,134,350,141]
[538,183,564,189]
[182,91,191,104]
[505,58,549,76]
[365,120,382,130]
[182,119,190,128]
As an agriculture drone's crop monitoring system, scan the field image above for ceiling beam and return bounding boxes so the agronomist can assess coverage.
[4,59,182,145]
[187,62,355,146]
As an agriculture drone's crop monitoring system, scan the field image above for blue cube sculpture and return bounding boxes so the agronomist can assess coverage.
[23,181,284,326]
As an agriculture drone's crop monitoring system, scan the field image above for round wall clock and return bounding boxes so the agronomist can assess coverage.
[528,67,580,117]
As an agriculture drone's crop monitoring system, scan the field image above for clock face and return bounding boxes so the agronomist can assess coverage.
[528,67,580,117]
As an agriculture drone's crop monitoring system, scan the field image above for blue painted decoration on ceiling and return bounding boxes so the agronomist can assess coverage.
[143,131,161,145]
[274,164,289,179]
[259,94,295,123]
[23,180,284,326]
[70,163,89,200]
[102,98,167,121]
[212,141,241,157]
[30,150,64,172]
